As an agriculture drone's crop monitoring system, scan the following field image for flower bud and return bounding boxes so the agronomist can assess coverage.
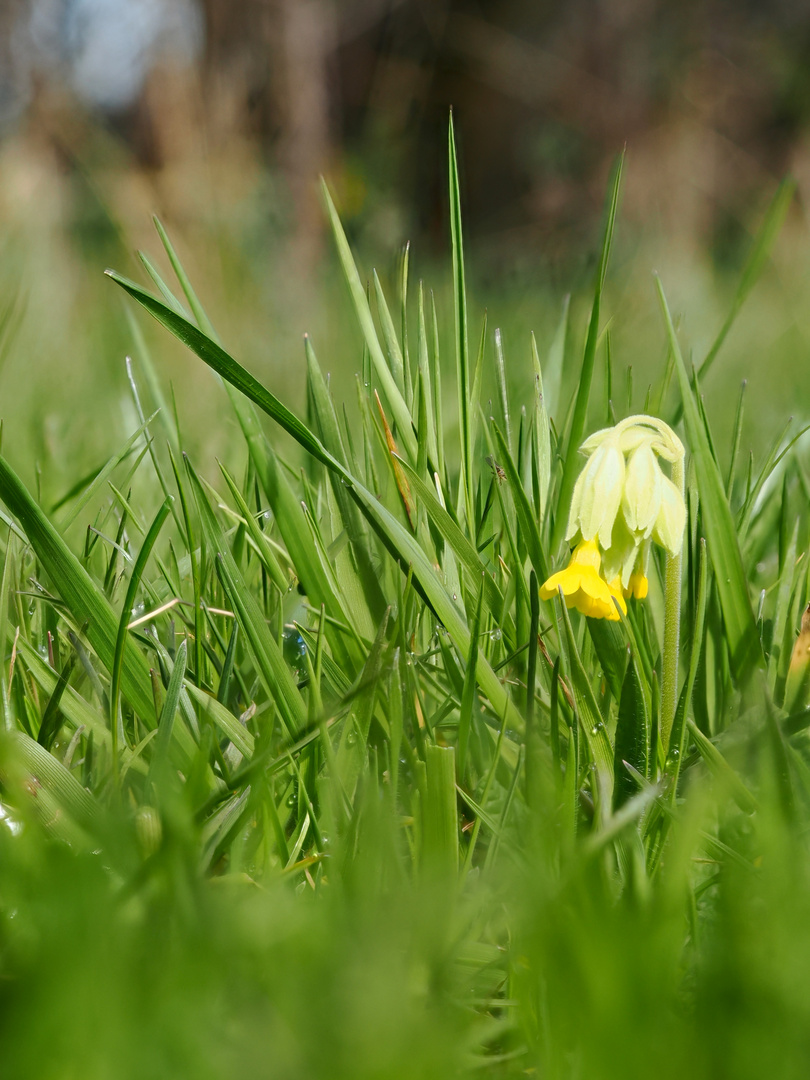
[652,474,686,556]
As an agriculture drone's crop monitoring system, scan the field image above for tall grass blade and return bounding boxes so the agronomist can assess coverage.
[553,150,624,549]
[656,277,761,682]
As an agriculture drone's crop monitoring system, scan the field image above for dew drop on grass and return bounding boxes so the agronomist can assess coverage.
[491,628,502,642]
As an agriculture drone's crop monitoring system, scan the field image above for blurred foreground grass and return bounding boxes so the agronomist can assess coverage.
[0,124,810,1078]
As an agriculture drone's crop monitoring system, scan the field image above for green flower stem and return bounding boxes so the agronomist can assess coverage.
[661,455,685,755]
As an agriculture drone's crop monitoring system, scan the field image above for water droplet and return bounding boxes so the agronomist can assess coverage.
[347,731,357,747]
[591,726,599,736]
[490,628,502,642]
[286,793,296,808]
[452,593,457,601]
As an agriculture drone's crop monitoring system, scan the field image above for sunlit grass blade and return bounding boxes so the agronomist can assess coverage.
[448,112,474,535]
[656,277,761,682]
[553,150,624,549]
[320,182,417,462]
[531,332,551,522]
[373,269,406,397]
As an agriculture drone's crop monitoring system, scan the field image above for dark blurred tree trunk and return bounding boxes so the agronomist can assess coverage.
[276,0,336,282]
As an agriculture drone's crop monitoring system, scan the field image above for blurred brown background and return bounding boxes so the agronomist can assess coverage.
[4,0,810,271]
[1,0,810,476]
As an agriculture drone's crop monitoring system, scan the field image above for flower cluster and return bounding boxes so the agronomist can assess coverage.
[540,415,685,620]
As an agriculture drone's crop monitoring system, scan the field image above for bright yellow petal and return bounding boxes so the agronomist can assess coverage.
[539,565,584,600]
[624,572,648,600]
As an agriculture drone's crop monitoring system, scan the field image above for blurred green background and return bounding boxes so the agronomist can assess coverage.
[1,0,810,489]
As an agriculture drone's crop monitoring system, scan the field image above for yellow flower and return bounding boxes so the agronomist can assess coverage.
[623,572,649,600]
[540,540,627,621]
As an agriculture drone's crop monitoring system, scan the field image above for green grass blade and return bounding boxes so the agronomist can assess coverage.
[491,423,549,583]
[393,455,509,630]
[553,151,624,549]
[448,112,474,535]
[613,648,649,811]
[109,497,172,770]
[319,183,417,462]
[147,637,187,792]
[218,464,290,594]
[531,332,551,522]
[494,329,512,455]
[1,729,100,835]
[0,454,156,722]
[457,576,484,779]
[106,270,345,475]
[185,681,255,759]
[421,743,459,879]
[373,269,406,397]
[656,277,761,682]
[59,413,158,531]
[557,594,614,807]
[184,457,307,738]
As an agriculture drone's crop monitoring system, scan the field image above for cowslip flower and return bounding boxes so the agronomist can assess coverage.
[539,539,627,621]
[543,415,685,618]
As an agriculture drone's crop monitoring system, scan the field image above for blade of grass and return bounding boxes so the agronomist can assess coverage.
[110,498,172,774]
[656,277,761,682]
[553,151,624,549]
[448,112,474,535]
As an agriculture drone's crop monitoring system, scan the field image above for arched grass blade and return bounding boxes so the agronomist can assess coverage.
[105,269,344,475]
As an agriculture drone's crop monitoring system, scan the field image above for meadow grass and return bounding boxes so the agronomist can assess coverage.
[0,120,809,1078]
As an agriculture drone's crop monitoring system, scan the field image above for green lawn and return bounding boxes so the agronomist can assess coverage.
[0,122,808,1079]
